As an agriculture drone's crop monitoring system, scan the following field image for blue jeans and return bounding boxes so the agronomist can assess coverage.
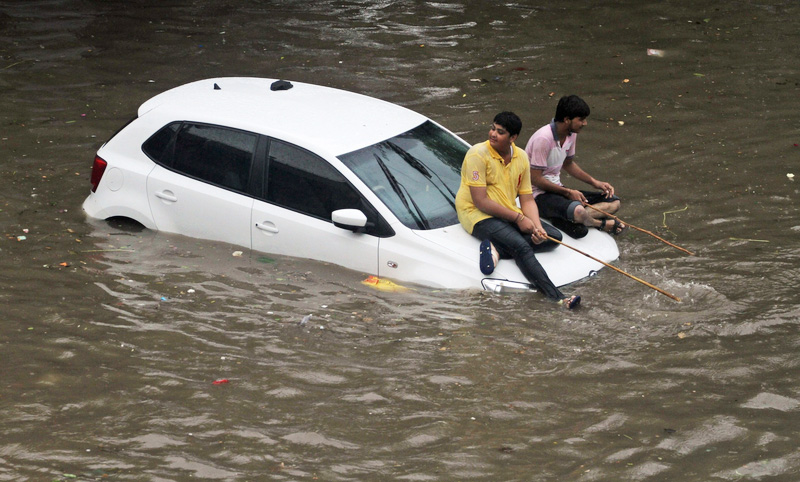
[472,218,565,300]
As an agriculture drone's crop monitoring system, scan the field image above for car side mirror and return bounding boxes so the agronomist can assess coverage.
[332,209,368,232]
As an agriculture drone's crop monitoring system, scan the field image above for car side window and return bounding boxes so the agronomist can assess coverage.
[142,122,180,163]
[265,140,393,237]
[145,122,257,192]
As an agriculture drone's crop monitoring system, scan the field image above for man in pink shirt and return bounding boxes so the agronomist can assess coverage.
[524,95,625,239]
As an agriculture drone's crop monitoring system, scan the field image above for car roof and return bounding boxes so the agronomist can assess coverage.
[137,77,428,156]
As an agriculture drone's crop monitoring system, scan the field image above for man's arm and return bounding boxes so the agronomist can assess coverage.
[531,165,589,203]
[562,159,615,197]
[472,188,546,244]
[469,185,521,222]
[530,168,572,198]
[519,193,547,244]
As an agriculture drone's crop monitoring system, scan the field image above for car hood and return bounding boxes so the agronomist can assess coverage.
[411,223,620,289]
[408,224,529,285]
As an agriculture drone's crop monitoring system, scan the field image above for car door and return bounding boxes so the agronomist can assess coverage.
[146,123,256,249]
[251,139,381,275]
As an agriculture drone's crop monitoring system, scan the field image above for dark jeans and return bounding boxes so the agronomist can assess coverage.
[472,217,565,300]
[536,191,621,222]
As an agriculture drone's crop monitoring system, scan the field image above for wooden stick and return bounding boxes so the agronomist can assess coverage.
[547,236,681,302]
[585,204,695,256]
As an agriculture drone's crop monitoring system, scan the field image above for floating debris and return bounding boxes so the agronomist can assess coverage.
[362,276,409,292]
[662,205,689,228]
[729,237,769,243]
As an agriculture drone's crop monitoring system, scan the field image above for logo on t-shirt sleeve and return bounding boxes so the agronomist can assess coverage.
[472,170,480,182]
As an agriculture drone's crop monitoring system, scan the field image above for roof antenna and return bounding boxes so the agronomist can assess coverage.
[270,80,293,91]
[213,83,221,90]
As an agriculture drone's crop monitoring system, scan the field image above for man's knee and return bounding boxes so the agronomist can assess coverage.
[572,205,591,223]
[544,223,561,239]
[603,199,621,214]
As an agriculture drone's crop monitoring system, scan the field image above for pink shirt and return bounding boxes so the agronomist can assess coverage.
[524,121,577,197]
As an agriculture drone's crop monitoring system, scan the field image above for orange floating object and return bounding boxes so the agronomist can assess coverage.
[361,276,409,292]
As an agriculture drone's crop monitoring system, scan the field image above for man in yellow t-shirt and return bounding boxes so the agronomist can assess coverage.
[455,112,580,308]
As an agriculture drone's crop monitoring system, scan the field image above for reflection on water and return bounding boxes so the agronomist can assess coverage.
[2,0,800,480]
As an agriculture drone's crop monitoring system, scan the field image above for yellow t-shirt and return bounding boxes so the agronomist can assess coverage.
[455,140,533,234]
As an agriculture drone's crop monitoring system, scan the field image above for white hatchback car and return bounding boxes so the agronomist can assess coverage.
[83,77,618,291]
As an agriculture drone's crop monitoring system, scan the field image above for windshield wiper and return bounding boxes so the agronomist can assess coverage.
[372,153,430,229]
[386,141,456,207]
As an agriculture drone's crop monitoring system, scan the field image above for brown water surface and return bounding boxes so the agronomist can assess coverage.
[2,1,800,480]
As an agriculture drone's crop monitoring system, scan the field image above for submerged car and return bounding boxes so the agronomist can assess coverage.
[83,77,618,291]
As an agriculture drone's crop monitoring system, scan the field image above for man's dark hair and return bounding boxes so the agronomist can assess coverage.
[555,95,590,122]
[493,111,522,137]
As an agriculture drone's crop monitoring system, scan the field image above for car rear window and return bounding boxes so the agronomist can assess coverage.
[142,122,180,162]
[143,122,256,193]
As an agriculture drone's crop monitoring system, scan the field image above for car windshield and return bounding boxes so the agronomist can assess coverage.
[338,121,467,230]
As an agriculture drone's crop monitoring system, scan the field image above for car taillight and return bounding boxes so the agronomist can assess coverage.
[90,155,108,192]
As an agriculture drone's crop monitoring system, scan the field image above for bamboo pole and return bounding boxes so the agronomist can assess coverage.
[547,236,681,302]
[585,204,695,256]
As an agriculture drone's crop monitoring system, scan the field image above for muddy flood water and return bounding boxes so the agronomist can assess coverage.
[2,1,800,480]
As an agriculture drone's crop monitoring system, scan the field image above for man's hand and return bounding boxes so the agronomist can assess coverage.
[516,215,536,234]
[593,181,615,198]
[530,224,548,244]
[566,189,587,203]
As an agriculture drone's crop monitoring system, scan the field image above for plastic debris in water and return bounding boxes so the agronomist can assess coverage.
[212,379,229,385]
[361,276,409,292]
[299,314,312,326]
[788,173,795,180]
[647,49,665,57]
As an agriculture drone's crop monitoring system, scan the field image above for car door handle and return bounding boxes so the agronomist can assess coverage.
[154,190,178,203]
[255,222,279,234]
